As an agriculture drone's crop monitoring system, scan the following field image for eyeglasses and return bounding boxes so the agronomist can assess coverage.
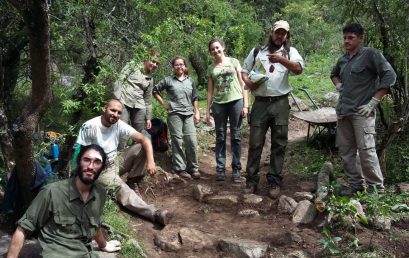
[81,157,103,167]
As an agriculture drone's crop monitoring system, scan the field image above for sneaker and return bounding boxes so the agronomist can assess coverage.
[177,171,192,180]
[268,185,281,199]
[339,187,364,197]
[216,173,225,181]
[191,171,201,179]
[154,209,172,226]
[243,184,257,194]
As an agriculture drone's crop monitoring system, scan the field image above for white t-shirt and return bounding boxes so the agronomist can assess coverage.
[76,116,136,162]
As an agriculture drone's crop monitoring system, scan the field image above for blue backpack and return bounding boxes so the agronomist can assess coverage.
[147,118,169,152]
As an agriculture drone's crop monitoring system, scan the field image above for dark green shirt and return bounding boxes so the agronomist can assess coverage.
[153,75,198,115]
[330,47,396,116]
[18,177,106,258]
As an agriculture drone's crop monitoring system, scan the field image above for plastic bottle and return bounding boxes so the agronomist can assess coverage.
[51,143,59,160]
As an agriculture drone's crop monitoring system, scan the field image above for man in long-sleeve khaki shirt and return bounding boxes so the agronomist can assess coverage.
[330,23,396,197]
[114,51,160,132]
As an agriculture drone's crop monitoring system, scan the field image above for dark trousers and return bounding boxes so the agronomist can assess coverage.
[246,95,289,187]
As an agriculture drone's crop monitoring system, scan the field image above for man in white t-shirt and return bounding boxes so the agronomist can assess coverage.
[76,99,171,226]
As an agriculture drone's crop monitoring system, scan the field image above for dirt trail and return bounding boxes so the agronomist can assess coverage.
[128,118,323,257]
[128,116,408,258]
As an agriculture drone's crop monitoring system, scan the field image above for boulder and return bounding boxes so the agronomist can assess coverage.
[292,200,316,224]
[277,195,298,214]
[218,238,269,258]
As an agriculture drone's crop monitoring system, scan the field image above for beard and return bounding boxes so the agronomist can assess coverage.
[78,169,101,185]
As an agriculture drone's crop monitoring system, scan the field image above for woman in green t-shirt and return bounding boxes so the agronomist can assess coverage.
[206,38,248,183]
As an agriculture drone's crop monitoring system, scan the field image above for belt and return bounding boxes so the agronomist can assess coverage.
[254,95,288,102]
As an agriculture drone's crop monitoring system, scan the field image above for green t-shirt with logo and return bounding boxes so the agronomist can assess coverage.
[207,57,243,104]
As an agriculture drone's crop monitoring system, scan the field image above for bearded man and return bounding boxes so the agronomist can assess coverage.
[7,144,121,258]
[241,20,304,198]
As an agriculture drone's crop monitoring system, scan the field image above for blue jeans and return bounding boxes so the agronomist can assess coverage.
[211,99,243,175]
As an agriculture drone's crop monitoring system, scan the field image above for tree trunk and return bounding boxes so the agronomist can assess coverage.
[7,0,52,216]
[189,53,207,89]
[57,13,100,174]
[0,21,28,172]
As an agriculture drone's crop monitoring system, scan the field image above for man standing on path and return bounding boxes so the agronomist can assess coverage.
[76,99,171,226]
[241,20,304,199]
[330,23,396,196]
[114,49,160,132]
[7,144,121,258]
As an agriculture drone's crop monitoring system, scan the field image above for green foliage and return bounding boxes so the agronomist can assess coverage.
[276,0,342,56]
[318,227,342,255]
[286,143,340,180]
[384,132,409,183]
[322,188,409,255]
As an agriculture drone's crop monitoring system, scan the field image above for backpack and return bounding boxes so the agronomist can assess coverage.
[147,118,169,152]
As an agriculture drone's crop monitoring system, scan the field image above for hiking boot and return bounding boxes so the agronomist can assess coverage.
[232,170,244,183]
[177,171,192,180]
[232,176,245,183]
[268,185,281,199]
[154,209,172,226]
[367,185,385,195]
[191,170,201,179]
[215,173,225,181]
[243,184,257,194]
[339,187,364,197]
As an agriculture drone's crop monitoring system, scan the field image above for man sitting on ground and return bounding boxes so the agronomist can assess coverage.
[7,144,121,257]
[76,99,171,226]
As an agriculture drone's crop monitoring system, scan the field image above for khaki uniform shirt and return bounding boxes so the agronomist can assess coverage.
[153,75,198,115]
[114,61,154,120]
[331,47,396,116]
[18,178,106,258]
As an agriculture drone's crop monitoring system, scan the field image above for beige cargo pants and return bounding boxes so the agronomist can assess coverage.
[336,113,384,191]
[99,144,157,221]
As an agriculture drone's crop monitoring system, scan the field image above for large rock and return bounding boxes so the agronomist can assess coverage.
[397,182,409,193]
[192,184,213,202]
[218,238,269,258]
[293,192,313,202]
[372,216,392,231]
[285,250,311,258]
[277,195,298,214]
[207,194,238,206]
[178,227,215,250]
[292,200,316,224]
[238,209,260,217]
[154,233,181,252]
[243,194,263,204]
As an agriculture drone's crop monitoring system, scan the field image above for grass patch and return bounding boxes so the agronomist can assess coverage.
[103,187,146,258]
[286,142,342,180]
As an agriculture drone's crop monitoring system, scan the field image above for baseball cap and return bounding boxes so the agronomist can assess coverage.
[272,20,290,32]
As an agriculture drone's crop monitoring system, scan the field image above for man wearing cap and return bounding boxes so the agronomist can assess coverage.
[7,144,121,257]
[330,23,396,196]
[114,49,160,133]
[241,20,304,198]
